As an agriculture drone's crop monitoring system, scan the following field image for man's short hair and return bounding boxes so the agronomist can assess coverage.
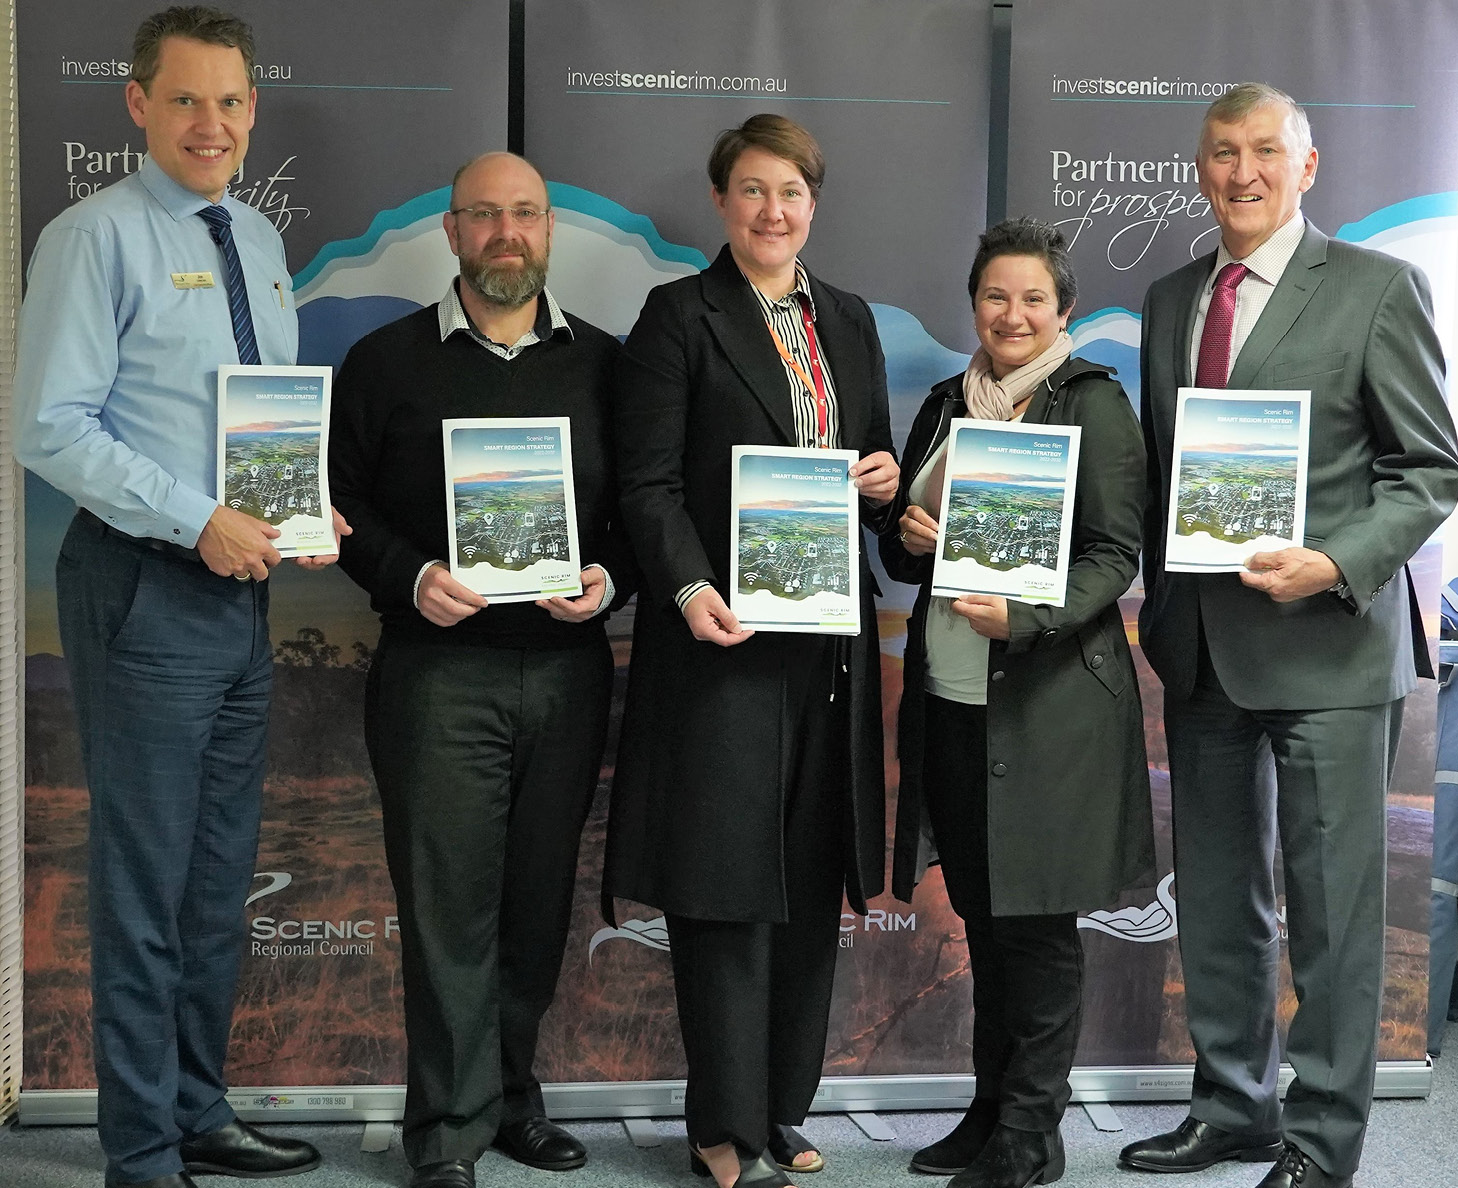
[131,6,256,93]
[1203,82,1313,156]
[968,216,1079,317]
[708,114,826,201]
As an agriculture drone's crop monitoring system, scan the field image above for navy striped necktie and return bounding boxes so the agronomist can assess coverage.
[198,203,262,366]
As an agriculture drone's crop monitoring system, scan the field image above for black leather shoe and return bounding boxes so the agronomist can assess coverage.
[1119,1117,1282,1172]
[408,1160,475,1188]
[491,1116,587,1171]
[948,1123,1064,1188]
[1254,1144,1352,1188]
[104,1176,199,1188]
[911,1098,1000,1174]
[180,1119,322,1178]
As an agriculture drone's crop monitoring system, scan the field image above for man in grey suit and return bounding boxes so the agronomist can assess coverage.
[1121,83,1458,1188]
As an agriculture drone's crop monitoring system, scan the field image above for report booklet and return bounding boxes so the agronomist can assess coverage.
[216,364,335,557]
[1165,388,1310,572]
[930,418,1081,607]
[729,445,861,635]
[442,417,583,602]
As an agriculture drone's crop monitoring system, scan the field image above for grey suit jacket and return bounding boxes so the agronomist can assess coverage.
[1139,221,1458,710]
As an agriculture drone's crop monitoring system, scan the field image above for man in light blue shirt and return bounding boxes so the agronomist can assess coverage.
[14,8,338,1187]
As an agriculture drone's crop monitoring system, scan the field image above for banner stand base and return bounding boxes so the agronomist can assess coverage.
[16,1061,1433,1126]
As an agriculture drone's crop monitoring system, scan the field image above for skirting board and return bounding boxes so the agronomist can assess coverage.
[17,1061,1432,1126]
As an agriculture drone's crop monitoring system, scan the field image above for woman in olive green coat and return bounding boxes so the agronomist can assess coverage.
[880,218,1155,1188]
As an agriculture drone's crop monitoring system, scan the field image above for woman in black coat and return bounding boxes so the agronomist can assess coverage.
[880,218,1155,1188]
[605,115,899,1188]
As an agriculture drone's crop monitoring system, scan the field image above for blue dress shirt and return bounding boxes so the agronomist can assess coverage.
[15,156,298,547]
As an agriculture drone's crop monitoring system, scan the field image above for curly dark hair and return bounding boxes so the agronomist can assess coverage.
[968,216,1078,316]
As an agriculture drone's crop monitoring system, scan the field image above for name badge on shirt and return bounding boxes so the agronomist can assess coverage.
[171,271,215,290]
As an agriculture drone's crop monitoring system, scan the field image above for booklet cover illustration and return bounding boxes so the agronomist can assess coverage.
[931,419,1081,607]
[217,365,334,557]
[442,418,582,602]
[730,445,861,635]
[1166,389,1310,573]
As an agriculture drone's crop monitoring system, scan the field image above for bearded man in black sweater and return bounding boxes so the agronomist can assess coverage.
[329,152,632,1188]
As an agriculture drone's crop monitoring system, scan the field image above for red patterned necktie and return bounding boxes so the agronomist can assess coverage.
[1194,261,1248,388]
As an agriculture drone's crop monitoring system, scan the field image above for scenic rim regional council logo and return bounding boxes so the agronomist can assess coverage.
[246,871,395,957]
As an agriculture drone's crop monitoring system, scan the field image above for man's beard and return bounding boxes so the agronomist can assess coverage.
[461,240,549,307]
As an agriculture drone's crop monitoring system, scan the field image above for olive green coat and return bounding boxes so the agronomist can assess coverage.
[881,358,1156,914]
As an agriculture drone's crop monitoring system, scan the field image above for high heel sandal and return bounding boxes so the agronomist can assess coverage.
[690,1145,794,1187]
[768,1124,824,1174]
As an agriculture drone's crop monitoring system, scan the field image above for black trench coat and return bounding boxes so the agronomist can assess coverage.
[603,246,895,924]
[881,357,1156,915]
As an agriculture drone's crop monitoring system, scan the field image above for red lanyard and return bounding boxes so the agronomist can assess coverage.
[764,295,830,447]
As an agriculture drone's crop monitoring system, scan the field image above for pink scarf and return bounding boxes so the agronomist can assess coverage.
[961,330,1074,421]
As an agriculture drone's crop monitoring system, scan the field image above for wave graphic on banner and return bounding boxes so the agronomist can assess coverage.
[287,183,977,413]
[1063,193,1458,414]
[1078,872,1178,942]
[589,877,1180,957]
[290,182,706,367]
[588,915,671,963]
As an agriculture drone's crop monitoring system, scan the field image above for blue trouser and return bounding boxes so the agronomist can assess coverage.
[57,512,272,1182]
[1429,678,1458,1054]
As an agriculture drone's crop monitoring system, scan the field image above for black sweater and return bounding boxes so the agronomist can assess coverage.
[329,303,633,648]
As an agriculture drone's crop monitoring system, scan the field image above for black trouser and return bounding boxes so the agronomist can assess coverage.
[667,639,848,1156]
[923,695,1083,1133]
[365,632,613,1167]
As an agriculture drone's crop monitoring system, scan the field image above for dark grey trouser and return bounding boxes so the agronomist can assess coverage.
[1166,640,1396,1178]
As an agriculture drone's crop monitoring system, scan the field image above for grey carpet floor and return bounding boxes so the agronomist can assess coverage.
[4,1046,1455,1188]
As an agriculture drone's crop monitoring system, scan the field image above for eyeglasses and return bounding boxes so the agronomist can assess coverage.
[448,204,551,227]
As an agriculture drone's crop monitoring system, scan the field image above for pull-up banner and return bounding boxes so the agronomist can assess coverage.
[519,0,1182,1088]
[20,0,509,1095]
[1006,0,1458,1066]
